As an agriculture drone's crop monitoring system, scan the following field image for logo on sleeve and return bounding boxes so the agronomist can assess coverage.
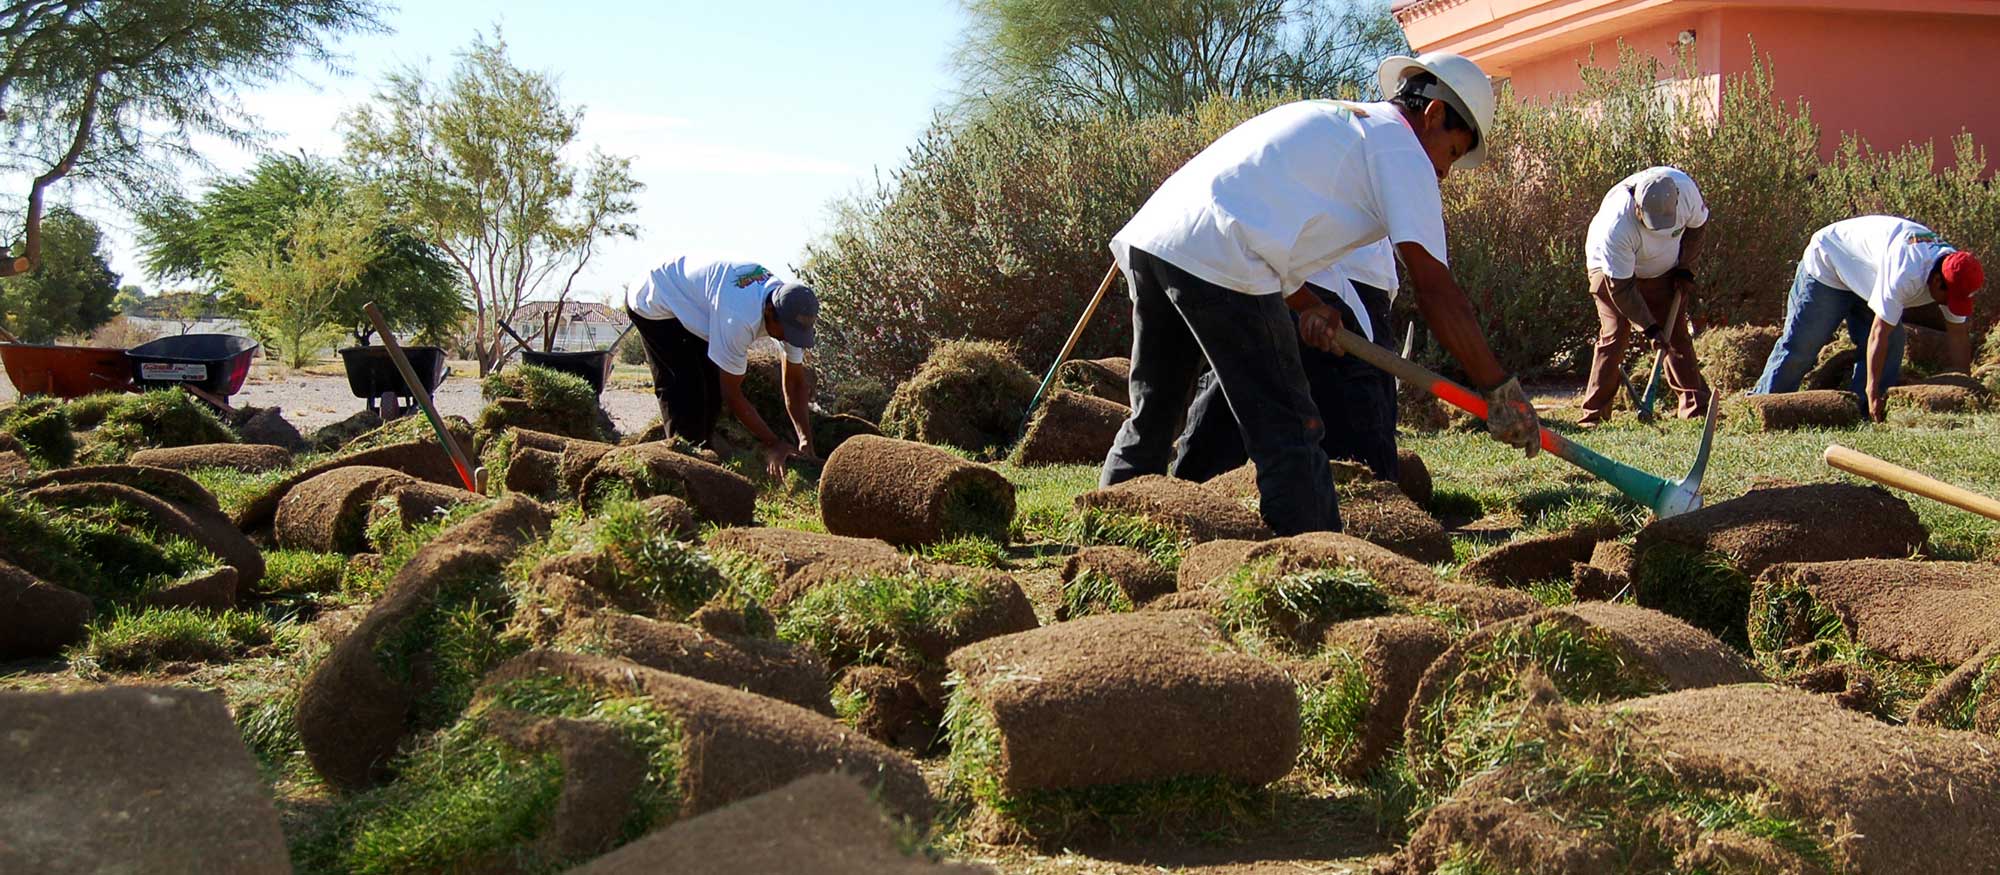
[1905,231,1945,248]
[733,266,772,289]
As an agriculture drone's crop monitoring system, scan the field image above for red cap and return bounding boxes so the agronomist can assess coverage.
[1942,251,1982,317]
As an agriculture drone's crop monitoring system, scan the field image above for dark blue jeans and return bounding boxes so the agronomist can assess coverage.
[1175,281,1399,487]
[1100,248,1338,535]
[1752,263,1906,397]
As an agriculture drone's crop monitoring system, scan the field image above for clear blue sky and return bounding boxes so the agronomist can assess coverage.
[98,0,968,302]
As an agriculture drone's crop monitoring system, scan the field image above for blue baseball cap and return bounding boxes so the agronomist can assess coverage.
[770,282,818,348]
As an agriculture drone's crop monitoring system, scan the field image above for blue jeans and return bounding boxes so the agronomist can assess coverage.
[1752,264,1905,398]
[1100,248,1338,535]
[1174,281,1399,487]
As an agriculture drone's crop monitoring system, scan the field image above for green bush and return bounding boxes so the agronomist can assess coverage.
[801,96,1284,385]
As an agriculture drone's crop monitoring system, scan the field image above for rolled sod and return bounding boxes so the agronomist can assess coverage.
[1009,389,1127,466]
[1569,562,1629,601]
[31,480,265,591]
[504,444,563,498]
[1751,561,2000,708]
[478,364,614,442]
[1889,382,1988,413]
[20,463,220,514]
[1177,533,1540,629]
[833,664,940,749]
[1919,371,1988,392]
[1398,381,1451,433]
[297,496,553,790]
[1389,685,2000,875]
[1693,324,1783,395]
[0,687,290,875]
[273,465,417,553]
[771,560,1039,672]
[563,773,984,875]
[1395,448,1432,506]
[1055,356,1130,406]
[1633,483,1927,647]
[234,439,473,531]
[1803,346,1861,391]
[1457,519,1623,589]
[1201,459,1373,505]
[945,611,1298,836]
[1056,545,1174,620]
[128,442,291,473]
[1334,479,1452,564]
[1913,639,2000,733]
[0,449,28,482]
[580,442,756,526]
[706,527,899,594]
[1401,602,1760,796]
[1075,474,1270,543]
[528,502,736,623]
[819,435,1015,546]
[485,651,934,823]
[880,340,1038,455]
[812,412,882,457]
[1286,615,1451,781]
[1741,390,1863,430]
[556,611,833,715]
[0,558,91,658]
[141,565,239,611]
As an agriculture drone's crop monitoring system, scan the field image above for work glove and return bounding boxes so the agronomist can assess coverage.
[1485,377,1541,458]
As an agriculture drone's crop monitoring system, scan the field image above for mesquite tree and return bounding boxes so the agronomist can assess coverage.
[342,31,641,375]
[0,0,382,278]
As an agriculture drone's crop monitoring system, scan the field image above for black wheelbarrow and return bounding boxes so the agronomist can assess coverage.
[127,334,260,398]
[340,344,448,417]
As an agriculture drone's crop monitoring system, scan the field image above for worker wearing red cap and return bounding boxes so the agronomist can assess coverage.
[1753,216,1982,421]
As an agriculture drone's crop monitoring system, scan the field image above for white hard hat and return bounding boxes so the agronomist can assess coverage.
[1377,51,1496,170]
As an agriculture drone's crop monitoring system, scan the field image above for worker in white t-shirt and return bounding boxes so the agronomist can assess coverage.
[1174,239,1406,484]
[1101,51,1542,536]
[625,257,819,476]
[1752,216,1982,420]
[1578,167,1713,426]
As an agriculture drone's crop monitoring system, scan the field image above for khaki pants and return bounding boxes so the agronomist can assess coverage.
[1579,270,1710,423]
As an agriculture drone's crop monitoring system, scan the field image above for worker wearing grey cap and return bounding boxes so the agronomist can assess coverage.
[626,257,819,477]
[1578,166,1713,427]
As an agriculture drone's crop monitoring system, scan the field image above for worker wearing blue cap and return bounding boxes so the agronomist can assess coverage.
[626,257,819,477]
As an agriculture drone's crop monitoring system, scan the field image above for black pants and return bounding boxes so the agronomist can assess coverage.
[1174,281,1400,484]
[628,307,721,446]
[1100,247,1337,536]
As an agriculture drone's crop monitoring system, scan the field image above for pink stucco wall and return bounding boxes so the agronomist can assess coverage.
[1397,1,2000,160]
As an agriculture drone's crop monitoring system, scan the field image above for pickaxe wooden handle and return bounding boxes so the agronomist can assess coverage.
[365,303,481,493]
[1020,263,1120,438]
[1639,289,1686,417]
[1824,444,2000,521]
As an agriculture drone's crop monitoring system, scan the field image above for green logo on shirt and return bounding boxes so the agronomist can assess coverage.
[734,266,772,289]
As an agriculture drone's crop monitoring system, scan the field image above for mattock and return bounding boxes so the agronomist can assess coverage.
[1333,327,1717,518]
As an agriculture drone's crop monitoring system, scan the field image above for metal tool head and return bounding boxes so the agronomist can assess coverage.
[1654,402,1720,518]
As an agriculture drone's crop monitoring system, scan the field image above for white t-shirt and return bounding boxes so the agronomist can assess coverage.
[1584,167,1708,280]
[1111,100,1448,297]
[1303,239,1400,341]
[1801,215,1965,327]
[626,257,808,375]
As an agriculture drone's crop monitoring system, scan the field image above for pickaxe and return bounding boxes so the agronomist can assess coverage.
[1334,327,1716,517]
[1635,290,1686,420]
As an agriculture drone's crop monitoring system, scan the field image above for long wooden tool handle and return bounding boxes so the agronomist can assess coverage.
[1641,289,1686,406]
[365,303,480,493]
[1021,263,1121,432]
[1824,444,2000,522]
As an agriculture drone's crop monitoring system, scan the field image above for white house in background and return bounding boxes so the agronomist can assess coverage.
[511,300,630,352]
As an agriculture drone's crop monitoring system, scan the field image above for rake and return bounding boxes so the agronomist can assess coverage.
[1334,327,1717,518]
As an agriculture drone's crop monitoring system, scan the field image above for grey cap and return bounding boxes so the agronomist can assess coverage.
[1634,173,1683,232]
[770,282,818,348]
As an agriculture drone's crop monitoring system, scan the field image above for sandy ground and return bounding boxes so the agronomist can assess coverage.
[2,358,665,437]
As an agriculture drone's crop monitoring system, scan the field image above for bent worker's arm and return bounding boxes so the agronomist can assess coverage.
[1603,274,1658,333]
[1946,319,1974,373]
[1865,316,1896,421]
[1398,242,1506,389]
[720,371,787,449]
[1285,286,1343,353]
[781,358,815,456]
[1675,225,1708,270]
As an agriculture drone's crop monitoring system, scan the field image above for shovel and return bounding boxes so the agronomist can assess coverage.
[1333,327,1716,518]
